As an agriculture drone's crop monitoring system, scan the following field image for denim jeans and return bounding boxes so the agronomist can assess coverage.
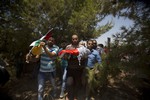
[38,71,56,100]
[60,67,67,93]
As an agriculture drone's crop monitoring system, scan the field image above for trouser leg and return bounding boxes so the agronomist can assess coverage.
[49,71,56,97]
[38,72,45,100]
[61,67,67,92]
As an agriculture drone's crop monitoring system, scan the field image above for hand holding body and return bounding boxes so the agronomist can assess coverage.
[26,53,39,63]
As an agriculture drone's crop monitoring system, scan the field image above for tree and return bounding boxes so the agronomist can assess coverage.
[106,1,150,98]
[20,0,114,41]
[0,0,114,61]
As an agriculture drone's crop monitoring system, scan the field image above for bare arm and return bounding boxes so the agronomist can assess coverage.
[40,42,57,58]
[26,53,40,63]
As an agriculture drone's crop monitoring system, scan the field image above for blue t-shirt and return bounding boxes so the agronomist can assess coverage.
[59,48,68,69]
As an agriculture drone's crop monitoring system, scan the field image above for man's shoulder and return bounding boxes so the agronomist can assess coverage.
[66,44,72,47]
[66,44,82,49]
[53,45,59,48]
[93,49,99,54]
[52,45,59,51]
[66,44,72,49]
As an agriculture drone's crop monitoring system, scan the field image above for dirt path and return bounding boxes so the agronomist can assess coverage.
[1,72,140,100]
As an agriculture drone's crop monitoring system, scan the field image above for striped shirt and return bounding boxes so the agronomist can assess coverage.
[39,45,59,72]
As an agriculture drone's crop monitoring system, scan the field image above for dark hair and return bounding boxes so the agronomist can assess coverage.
[92,39,97,43]
[98,44,104,48]
[87,40,93,44]
[48,37,55,43]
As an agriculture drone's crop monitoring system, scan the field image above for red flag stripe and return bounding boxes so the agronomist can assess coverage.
[44,31,53,40]
[58,49,79,56]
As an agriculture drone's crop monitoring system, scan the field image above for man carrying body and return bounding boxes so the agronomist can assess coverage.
[65,34,86,100]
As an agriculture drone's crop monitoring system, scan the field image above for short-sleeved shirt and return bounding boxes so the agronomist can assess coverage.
[39,45,59,72]
[59,48,68,69]
[86,49,101,69]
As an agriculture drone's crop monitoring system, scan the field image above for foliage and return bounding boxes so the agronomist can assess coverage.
[0,0,34,56]
[84,55,109,93]
[1,1,150,99]
[20,0,114,41]
[107,0,150,92]
[0,0,115,63]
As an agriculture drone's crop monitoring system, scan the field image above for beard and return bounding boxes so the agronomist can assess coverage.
[48,43,53,47]
[72,41,79,45]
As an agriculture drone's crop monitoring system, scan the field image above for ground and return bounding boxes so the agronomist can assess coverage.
[1,74,141,100]
[1,64,141,100]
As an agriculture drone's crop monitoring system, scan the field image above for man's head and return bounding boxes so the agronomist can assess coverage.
[47,37,55,47]
[87,40,93,50]
[79,41,86,47]
[61,41,67,49]
[98,44,104,48]
[92,40,97,49]
[71,34,79,45]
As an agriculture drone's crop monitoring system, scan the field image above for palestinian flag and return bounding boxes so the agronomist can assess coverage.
[58,46,91,57]
[30,40,42,47]
[30,28,53,47]
[58,49,79,56]
[29,29,53,55]
[40,29,53,41]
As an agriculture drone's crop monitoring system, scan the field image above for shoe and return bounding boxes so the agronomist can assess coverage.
[85,97,89,100]
[74,97,77,100]
[91,97,95,100]
[59,91,64,98]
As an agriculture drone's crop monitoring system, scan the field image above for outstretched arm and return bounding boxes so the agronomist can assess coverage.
[26,53,40,63]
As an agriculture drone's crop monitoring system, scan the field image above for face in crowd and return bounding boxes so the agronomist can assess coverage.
[47,37,55,47]
[92,40,97,49]
[72,34,79,45]
[61,42,67,49]
[87,40,93,50]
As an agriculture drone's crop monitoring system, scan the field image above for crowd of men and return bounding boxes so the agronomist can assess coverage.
[0,34,105,100]
[25,34,105,100]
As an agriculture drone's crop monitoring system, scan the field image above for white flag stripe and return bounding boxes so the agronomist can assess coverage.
[30,40,37,46]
